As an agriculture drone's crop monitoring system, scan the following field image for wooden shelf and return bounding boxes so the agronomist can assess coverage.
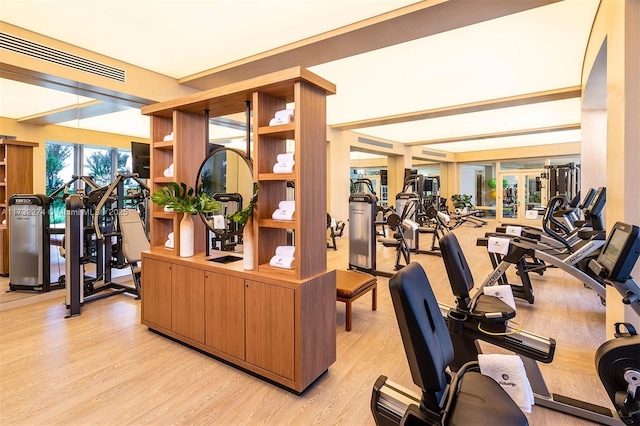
[258,173,295,181]
[0,139,37,275]
[258,218,295,229]
[141,66,336,118]
[258,123,295,138]
[150,244,174,252]
[141,68,335,394]
[257,263,296,277]
[153,211,175,219]
[153,140,174,149]
[153,176,176,183]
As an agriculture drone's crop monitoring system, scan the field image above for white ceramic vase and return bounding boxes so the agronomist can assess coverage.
[180,213,194,257]
[243,216,254,270]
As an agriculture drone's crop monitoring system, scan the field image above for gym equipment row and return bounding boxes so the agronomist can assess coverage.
[480,187,607,304]
[7,173,150,317]
[372,221,640,425]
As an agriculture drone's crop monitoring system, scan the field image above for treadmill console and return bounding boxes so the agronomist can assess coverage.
[589,222,640,282]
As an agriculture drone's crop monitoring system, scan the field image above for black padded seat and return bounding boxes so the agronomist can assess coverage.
[388,262,528,426]
[440,232,516,321]
[449,371,530,426]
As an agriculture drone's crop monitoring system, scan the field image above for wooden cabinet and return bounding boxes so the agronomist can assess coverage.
[141,258,172,330]
[141,251,336,392]
[171,264,205,343]
[140,67,336,393]
[205,273,245,359]
[0,139,38,275]
[245,279,295,380]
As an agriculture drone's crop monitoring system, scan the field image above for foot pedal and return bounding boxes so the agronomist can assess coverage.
[553,394,614,417]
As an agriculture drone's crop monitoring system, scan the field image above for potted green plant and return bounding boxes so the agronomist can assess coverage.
[450,194,474,213]
[228,183,258,270]
[151,182,221,257]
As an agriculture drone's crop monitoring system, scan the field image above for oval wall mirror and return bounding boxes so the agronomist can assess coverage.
[196,147,253,251]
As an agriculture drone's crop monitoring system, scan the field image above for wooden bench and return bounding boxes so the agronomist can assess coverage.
[336,269,377,331]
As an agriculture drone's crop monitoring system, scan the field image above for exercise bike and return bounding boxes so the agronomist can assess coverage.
[372,221,640,425]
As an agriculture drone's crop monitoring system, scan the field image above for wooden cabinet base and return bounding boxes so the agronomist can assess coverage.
[141,250,336,393]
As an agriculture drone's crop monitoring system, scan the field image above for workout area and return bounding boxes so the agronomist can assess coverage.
[1,1,639,425]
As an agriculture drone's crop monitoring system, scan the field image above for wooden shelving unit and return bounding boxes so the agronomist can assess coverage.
[0,139,38,276]
[148,112,206,254]
[140,67,337,393]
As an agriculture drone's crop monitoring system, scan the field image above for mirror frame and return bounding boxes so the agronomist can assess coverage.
[195,146,253,236]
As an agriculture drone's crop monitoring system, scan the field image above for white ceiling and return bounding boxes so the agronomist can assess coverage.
[0,0,600,154]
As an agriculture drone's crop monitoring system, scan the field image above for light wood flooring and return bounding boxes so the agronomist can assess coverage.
[0,220,612,425]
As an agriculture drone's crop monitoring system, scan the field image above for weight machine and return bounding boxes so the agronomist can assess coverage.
[65,173,149,317]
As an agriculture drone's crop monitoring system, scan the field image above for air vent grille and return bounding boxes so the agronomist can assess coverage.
[1,32,126,82]
[421,149,447,158]
[357,136,393,149]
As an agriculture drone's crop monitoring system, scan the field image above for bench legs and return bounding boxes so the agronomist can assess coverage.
[341,284,377,331]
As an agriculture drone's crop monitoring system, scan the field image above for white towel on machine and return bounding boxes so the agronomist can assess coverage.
[402,218,419,231]
[437,211,451,224]
[272,200,295,220]
[506,225,522,236]
[487,236,510,256]
[478,354,534,413]
[483,284,517,310]
[273,152,295,174]
[269,245,295,269]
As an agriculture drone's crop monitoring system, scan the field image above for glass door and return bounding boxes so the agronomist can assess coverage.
[497,170,545,224]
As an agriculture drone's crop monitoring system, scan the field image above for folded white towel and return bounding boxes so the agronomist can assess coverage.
[269,115,293,126]
[275,245,295,257]
[272,209,294,220]
[275,108,295,119]
[278,201,295,211]
[164,205,174,213]
[163,132,174,142]
[437,211,451,224]
[478,354,534,413]
[273,161,294,174]
[167,232,174,240]
[483,284,517,310]
[488,236,510,255]
[272,201,295,220]
[505,225,522,236]
[269,255,295,269]
[163,163,174,177]
[165,238,174,248]
[277,153,294,163]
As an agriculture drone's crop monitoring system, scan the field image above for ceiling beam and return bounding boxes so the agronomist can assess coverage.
[17,100,130,125]
[331,86,582,131]
[180,0,562,90]
[408,123,581,146]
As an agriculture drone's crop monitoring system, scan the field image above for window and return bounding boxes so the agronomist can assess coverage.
[45,142,136,223]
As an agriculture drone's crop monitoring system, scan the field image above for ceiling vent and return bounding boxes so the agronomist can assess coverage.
[421,149,447,158]
[357,136,393,149]
[1,32,126,83]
